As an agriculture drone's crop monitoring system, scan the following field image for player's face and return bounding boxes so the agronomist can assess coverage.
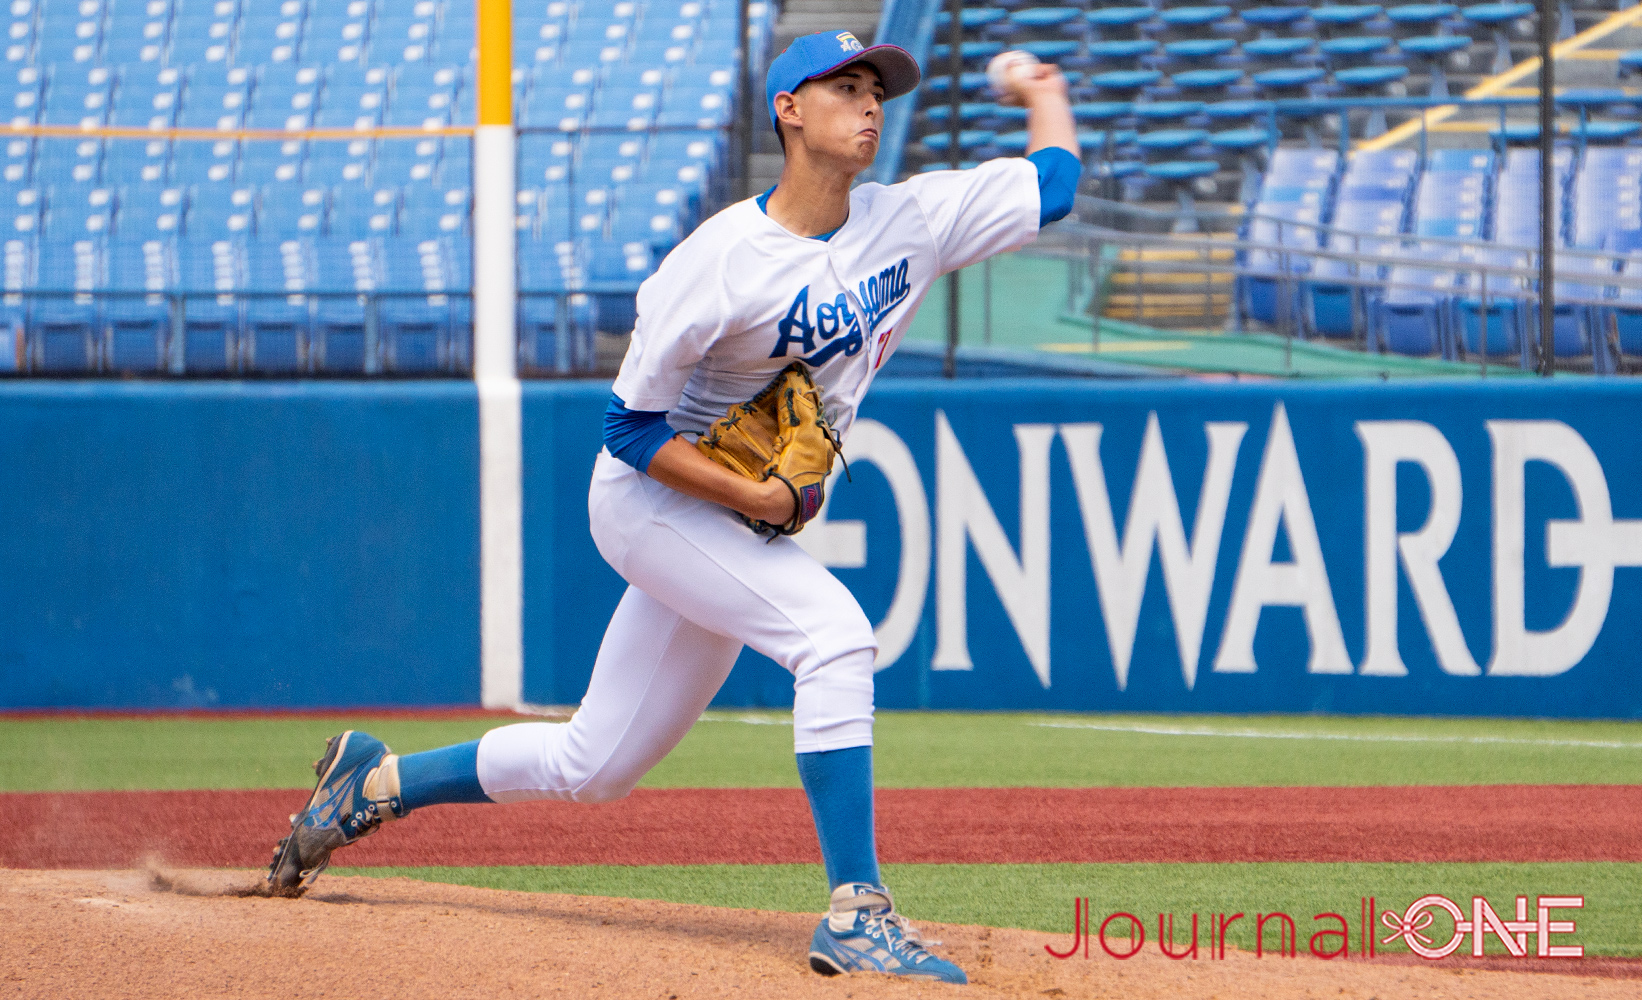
[793,65,885,170]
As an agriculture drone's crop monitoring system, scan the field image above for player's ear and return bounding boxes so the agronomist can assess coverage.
[773,90,802,133]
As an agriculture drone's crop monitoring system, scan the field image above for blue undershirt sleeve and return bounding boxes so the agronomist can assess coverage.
[604,393,679,474]
[1028,146,1082,226]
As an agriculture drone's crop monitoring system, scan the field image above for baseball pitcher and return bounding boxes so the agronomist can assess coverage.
[267,30,1080,985]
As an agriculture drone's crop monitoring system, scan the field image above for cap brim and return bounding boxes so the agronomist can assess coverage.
[813,43,921,102]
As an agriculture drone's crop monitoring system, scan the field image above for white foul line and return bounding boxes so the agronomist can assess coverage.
[1027,721,1642,750]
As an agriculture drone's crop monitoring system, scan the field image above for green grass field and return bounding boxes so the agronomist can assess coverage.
[9,710,1640,957]
[5,710,1641,791]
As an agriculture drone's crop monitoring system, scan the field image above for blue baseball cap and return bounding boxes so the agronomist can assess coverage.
[765,30,920,130]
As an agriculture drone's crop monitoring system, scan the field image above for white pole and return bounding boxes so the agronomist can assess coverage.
[474,0,522,709]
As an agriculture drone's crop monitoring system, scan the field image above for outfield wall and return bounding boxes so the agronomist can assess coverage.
[5,378,1642,717]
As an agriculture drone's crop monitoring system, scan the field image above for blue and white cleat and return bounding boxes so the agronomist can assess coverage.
[808,883,968,984]
[266,730,404,897]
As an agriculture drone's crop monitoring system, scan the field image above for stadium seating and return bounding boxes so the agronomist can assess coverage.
[1230,134,1642,370]
[0,0,772,375]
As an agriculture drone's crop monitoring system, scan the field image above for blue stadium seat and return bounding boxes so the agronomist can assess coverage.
[1398,34,1470,97]
[119,181,186,240]
[330,184,398,237]
[375,137,443,186]
[46,182,115,239]
[42,66,113,128]
[310,237,376,373]
[1461,2,1535,75]
[243,238,313,374]
[257,181,326,238]
[187,183,255,238]
[399,183,469,237]
[105,241,174,374]
[29,239,102,372]
[111,65,183,129]
[378,236,463,373]
[36,138,102,184]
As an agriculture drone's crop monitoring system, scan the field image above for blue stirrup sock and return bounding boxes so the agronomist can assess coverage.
[396,740,492,811]
[795,745,882,890]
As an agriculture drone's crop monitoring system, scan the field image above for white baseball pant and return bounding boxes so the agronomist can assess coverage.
[475,450,878,804]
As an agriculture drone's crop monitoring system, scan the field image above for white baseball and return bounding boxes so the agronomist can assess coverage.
[986,49,1039,98]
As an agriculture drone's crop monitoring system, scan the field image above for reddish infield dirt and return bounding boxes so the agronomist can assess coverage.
[5,869,1637,1000]
[3,785,1639,869]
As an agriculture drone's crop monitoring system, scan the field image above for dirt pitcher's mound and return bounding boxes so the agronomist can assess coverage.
[2,869,1634,1000]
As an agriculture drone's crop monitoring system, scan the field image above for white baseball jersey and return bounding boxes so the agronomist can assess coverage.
[475,158,1044,806]
[611,157,1043,439]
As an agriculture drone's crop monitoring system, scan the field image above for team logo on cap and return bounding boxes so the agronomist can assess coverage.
[836,31,864,53]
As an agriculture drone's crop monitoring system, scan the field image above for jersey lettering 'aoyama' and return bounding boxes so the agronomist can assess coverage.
[768,257,910,365]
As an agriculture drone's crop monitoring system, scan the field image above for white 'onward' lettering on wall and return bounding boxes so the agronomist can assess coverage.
[1214,402,1353,676]
[1356,421,1479,677]
[797,419,931,671]
[805,410,1641,686]
[932,412,1056,686]
[1487,420,1642,677]
[1060,415,1246,691]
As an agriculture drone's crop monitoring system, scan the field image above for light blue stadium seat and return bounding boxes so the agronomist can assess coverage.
[258,183,327,238]
[101,135,166,188]
[172,138,239,185]
[118,182,186,240]
[399,183,469,237]
[330,184,399,238]
[310,237,376,373]
[1375,242,1462,357]
[0,66,41,126]
[111,65,184,129]
[922,72,991,96]
[1312,5,1386,27]
[1252,67,1327,94]
[1133,101,1205,124]
[36,138,103,184]
[378,235,462,373]
[237,12,303,66]
[0,183,42,235]
[186,183,255,238]
[241,139,307,184]
[1166,40,1239,62]
[1089,69,1163,93]
[1071,101,1132,122]
[929,40,1005,63]
[1238,6,1311,30]
[1007,7,1082,29]
[921,130,997,154]
[1086,7,1155,31]
[656,85,730,128]
[936,8,1009,29]
[1086,40,1157,62]
[243,238,313,374]
[1018,40,1081,61]
[522,85,591,129]
[105,241,174,374]
[1461,2,1534,74]
[46,182,115,239]
[1321,36,1395,59]
[307,139,374,186]
[1398,34,1470,96]
[1159,6,1233,29]
[42,66,114,128]
[1242,38,1315,62]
